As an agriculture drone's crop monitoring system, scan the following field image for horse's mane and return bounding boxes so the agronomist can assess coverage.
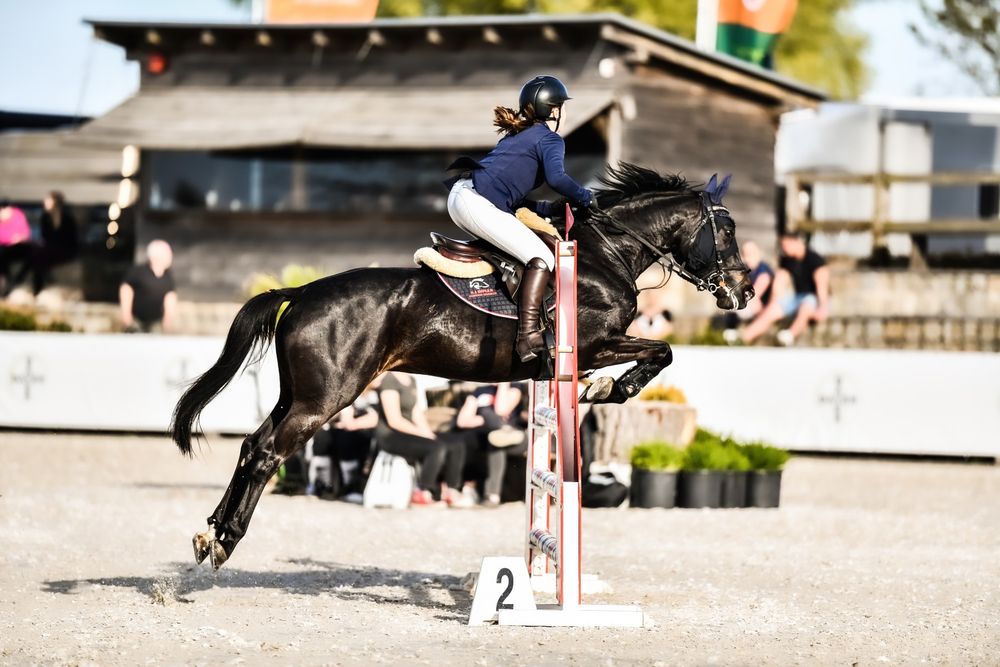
[593,162,697,210]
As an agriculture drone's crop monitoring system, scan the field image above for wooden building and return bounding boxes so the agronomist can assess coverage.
[75,14,823,301]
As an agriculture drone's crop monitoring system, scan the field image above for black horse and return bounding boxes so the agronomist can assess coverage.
[171,163,754,568]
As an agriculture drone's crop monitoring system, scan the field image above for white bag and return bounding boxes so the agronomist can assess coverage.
[362,450,416,509]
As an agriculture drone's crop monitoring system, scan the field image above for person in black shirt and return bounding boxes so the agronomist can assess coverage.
[741,232,829,346]
[119,240,177,333]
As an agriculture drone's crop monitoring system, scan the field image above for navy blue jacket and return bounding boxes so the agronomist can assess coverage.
[472,122,591,217]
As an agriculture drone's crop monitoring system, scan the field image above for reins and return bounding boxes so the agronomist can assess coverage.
[582,192,746,297]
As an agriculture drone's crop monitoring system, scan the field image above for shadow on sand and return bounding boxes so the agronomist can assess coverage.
[42,557,472,621]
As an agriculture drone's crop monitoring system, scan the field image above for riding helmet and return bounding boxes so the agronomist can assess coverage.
[519,75,571,121]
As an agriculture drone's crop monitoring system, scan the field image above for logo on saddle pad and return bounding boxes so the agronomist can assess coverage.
[437,272,554,321]
[468,278,497,297]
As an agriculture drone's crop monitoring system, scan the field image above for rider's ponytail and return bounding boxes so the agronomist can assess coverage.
[494,104,536,136]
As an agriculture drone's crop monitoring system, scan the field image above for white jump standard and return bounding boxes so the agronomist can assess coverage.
[468,217,646,627]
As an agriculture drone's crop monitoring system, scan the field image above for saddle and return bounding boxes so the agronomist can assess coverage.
[414,207,562,299]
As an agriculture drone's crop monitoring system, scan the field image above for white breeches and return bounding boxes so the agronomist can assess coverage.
[447,178,555,271]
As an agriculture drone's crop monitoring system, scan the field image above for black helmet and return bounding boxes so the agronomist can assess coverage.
[519,75,571,122]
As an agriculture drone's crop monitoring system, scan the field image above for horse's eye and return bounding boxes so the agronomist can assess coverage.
[723,227,734,239]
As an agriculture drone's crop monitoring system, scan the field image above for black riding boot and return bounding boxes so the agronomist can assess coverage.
[516,257,551,362]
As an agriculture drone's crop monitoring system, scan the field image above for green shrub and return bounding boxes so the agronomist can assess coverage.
[0,306,72,332]
[719,437,752,471]
[741,442,791,471]
[0,306,37,331]
[630,441,684,471]
[682,436,730,471]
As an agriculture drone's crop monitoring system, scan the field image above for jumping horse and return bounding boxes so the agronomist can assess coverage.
[171,163,755,569]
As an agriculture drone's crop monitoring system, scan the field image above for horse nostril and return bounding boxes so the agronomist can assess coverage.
[744,287,755,301]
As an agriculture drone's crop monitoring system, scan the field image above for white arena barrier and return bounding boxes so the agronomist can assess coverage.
[593,346,1000,459]
[0,332,450,435]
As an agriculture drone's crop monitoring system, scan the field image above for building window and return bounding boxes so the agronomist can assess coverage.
[147,150,293,212]
[303,150,455,215]
[146,135,607,216]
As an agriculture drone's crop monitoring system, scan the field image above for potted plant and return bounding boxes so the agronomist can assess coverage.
[677,430,728,508]
[719,437,751,508]
[742,442,791,508]
[629,441,684,509]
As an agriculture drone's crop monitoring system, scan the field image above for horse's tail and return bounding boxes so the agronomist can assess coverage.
[171,287,301,456]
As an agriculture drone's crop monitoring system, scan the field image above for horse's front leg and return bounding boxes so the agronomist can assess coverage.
[582,336,673,404]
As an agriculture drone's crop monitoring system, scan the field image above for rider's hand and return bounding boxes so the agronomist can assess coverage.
[588,200,602,216]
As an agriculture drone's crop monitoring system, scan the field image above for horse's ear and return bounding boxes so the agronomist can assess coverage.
[705,173,718,196]
[713,174,732,203]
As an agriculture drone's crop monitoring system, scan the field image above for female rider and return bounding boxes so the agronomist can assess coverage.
[447,75,595,362]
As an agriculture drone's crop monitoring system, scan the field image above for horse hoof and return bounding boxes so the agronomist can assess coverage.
[584,376,614,402]
[209,540,229,570]
[192,529,215,565]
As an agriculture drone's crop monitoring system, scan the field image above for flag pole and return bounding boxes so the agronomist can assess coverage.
[695,0,718,53]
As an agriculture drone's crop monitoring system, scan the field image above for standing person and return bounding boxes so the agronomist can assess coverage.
[446,75,596,362]
[375,372,473,507]
[119,240,178,333]
[740,232,829,346]
[14,191,79,294]
[0,199,32,296]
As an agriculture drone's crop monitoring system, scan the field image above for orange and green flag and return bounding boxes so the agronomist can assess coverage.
[715,0,798,67]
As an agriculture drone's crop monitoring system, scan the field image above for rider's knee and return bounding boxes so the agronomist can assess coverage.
[526,257,550,271]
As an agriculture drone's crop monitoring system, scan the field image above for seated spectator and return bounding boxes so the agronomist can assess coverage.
[721,239,774,342]
[627,296,673,340]
[740,232,829,346]
[120,240,178,333]
[455,382,528,508]
[0,199,32,297]
[308,392,379,500]
[375,372,473,508]
[11,192,79,295]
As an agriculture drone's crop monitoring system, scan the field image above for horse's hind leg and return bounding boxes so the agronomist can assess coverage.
[192,411,281,565]
[203,399,338,569]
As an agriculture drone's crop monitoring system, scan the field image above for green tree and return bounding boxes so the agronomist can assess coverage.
[377,0,868,98]
[911,0,1000,95]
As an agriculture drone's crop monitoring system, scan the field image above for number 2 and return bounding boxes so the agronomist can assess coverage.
[496,567,514,610]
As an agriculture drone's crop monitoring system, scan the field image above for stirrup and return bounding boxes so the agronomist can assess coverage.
[517,329,547,362]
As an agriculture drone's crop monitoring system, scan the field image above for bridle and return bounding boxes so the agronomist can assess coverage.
[583,192,748,302]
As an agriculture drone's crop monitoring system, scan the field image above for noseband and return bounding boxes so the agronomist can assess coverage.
[584,193,747,300]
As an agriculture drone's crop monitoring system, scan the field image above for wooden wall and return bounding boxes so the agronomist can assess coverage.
[621,66,782,254]
[137,211,447,300]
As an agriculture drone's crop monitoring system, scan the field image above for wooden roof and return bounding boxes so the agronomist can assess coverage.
[70,86,614,150]
[87,14,824,104]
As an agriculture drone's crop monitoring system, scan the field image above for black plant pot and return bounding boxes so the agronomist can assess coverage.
[721,471,748,508]
[747,470,782,508]
[629,469,678,509]
[677,470,723,508]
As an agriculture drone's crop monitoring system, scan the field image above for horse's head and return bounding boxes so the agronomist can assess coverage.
[677,173,754,310]
[589,165,754,311]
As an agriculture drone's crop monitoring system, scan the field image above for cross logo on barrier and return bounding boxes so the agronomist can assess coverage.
[818,375,857,423]
[165,358,191,390]
[11,356,44,401]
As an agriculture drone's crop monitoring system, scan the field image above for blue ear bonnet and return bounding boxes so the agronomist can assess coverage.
[704,173,732,205]
[687,174,737,274]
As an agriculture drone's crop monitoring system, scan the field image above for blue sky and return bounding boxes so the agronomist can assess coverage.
[0,0,985,117]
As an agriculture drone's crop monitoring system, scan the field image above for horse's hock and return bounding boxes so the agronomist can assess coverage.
[591,401,697,463]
